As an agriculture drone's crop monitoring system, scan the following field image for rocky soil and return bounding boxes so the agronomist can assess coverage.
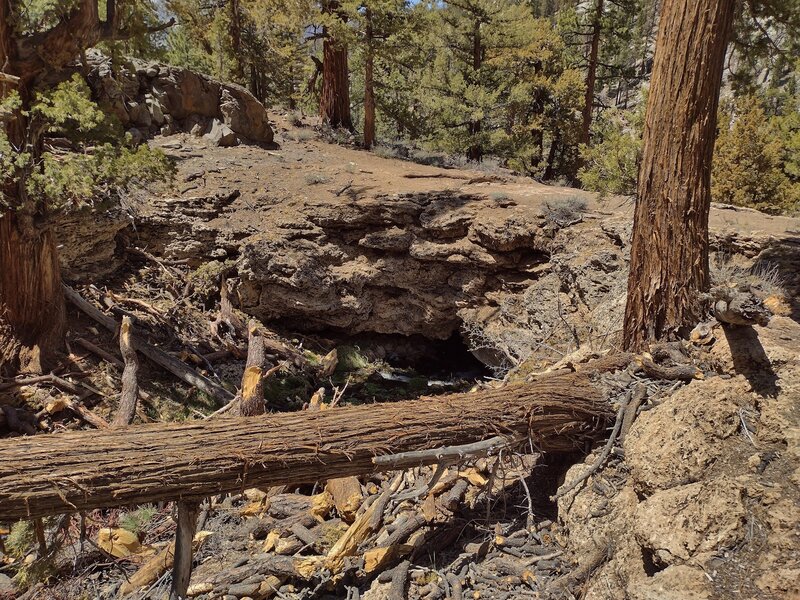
[8,110,799,599]
[557,316,799,599]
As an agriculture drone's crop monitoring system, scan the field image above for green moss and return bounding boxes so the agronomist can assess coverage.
[335,346,372,372]
[264,374,314,406]
[187,260,236,303]
[6,521,35,558]
[118,506,157,535]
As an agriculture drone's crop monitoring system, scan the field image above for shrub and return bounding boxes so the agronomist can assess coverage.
[712,95,800,215]
[118,506,157,535]
[1,75,174,212]
[711,255,786,297]
[578,106,642,196]
[542,196,588,227]
[373,144,402,159]
[304,172,331,185]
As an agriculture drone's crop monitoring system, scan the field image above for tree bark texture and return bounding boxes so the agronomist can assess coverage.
[320,37,352,130]
[229,0,244,83]
[0,211,65,374]
[580,0,603,146]
[0,372,611,520]
[320,2,352,131]
[236,320,268,416]
[170,500,199,600]
[622,0,736,351]
[467,19,483,162]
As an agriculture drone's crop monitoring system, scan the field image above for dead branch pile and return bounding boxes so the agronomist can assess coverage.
[179,457,566,600]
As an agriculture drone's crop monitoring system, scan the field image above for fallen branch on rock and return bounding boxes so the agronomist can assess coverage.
[705,285,772,327]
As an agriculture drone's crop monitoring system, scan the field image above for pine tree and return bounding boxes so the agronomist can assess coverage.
[335,0,418,147]
[422,0,582,172]
[0,0,172,373]
[713,94,800,214]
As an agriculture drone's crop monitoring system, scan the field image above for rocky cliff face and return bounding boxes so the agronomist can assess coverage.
[125,182,798,367]
[131,188,553,339]
[82,51,273,146]
[236,192,554,339]
[57,134,800,368]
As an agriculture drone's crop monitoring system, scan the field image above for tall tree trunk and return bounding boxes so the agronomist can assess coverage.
[580,0,603,145]
[543,129,561,180]
[320,2,352,130]
[0,6,65,374]
[0,212,65,374]
[622,0,735,351]
[229,0,244,83]
[363,7,376,149]
[320,35,352,130]
[467,19,483,162]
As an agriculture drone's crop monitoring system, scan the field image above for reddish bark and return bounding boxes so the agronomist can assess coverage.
[623,0,736,350]
[580,0,604,146]
[320,1,352,130]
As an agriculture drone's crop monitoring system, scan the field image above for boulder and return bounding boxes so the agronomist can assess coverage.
[127,101,152,128]
[205,119,238,147]
[219,87,274,143]
[153,69,221,120]
[146,94,165,126]
[82,53,274,145]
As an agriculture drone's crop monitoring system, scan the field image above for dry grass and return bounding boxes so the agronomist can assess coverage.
[711,256,786,296]
[304,172,331,185]
[542,196,588,228]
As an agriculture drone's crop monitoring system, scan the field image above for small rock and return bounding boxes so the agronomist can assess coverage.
[190,122,207,136]
[748,453,763,472]
[0,573,17,595]
[184,170,205,183]
[205,119,238,147]
[126,127,144,146]
[161,122,178,136]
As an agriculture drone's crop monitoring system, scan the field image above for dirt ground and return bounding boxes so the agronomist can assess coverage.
[2,120,800,600]
[149,113,799,241]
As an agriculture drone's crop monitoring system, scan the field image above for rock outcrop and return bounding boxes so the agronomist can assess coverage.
[61,180,799,367]
[557,318,800,599]
[133,189,554,339]
[83,51,273,146]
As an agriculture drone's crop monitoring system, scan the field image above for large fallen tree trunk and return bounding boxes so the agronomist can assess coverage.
[0,371,612,521]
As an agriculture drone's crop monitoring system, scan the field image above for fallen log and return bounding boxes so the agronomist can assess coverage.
[0,371,612,521]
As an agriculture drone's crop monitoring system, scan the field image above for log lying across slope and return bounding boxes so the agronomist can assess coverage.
[0,372,611,521]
